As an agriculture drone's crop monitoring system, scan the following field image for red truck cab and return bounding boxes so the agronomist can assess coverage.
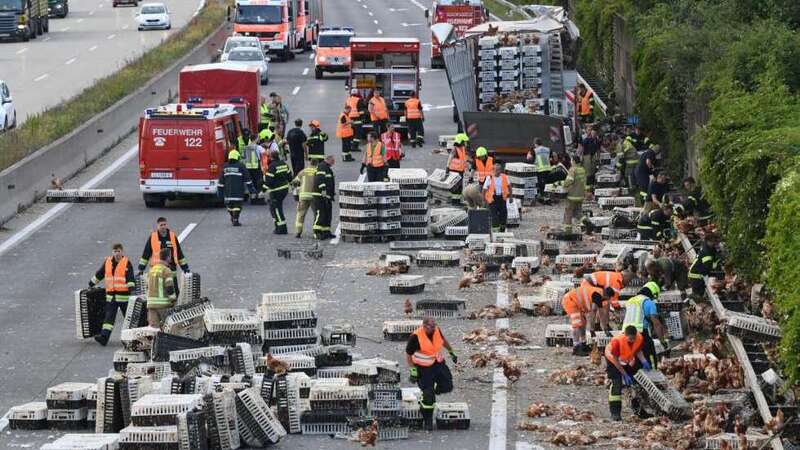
[427,0,488,68]
[231,0,322,61]
[179,63,263,133]
[138,104,241,208]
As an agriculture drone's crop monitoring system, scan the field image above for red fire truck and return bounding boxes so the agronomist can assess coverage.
[138,104,242,208]
[230,0,322,61]
[426,0,488,68]
[179,64,263,133]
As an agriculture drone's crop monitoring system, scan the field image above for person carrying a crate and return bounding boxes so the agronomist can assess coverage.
[605,325,651,421]
[444,134,469,204]
[88,243,136,346]
[406,318,457,431]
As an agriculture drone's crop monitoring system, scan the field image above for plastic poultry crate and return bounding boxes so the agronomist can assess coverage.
[511,256,540,270]
[120,326,159,352]
[8,401,48,430]
[388,274,425,295]
[162,298,214,341]
[445,226,469,240]
[47,382,94,409]
[151,332,204,362]
[427,169,462,190]
[205,389,239,450]
[228,342,256,377]
[429,211,469,234]
[96,375,125,434]
[633,369,691,419]
[321,324,356,347]
[74,288,105,339]
[545,324,574,347]
[598,196,636,209]
[123,296,149,330]
[176,409,207,450]
[131,394,204,427]
[339,195,379,209]
[594,187,622,197]
[554,253,597,266]
[177,272,201,305]
[466,234,491,250]
[112,350,148,372]
[414,299,466,319]
[235,389,287,445]
[47,408,88,430]
[383,320,423,341]
[435,402,470,430]
[270,343,323,357]
[664,312,684,340]
[705,432,770,449]
[726,313,782,341]
[46,188,115,203]
[119,425,179,449]
[416,250,461,267]
[276,242,324,259]
[168,346,227,373]
[203,309,261,333]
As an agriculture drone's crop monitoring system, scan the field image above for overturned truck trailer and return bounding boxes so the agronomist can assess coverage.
[440,16,579,158]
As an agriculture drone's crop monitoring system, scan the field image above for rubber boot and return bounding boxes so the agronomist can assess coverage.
[233,211,241,227]
[609,400,622,421]
[421,408,434,431]
[229,211,236,226]
[94,333,109,346]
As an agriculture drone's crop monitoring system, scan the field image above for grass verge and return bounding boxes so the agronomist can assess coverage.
[0,0,227,172]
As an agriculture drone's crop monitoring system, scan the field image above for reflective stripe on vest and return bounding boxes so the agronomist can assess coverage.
[411,326,444,367]
[150,231,178,266]
[534,146,551,170]
[147,264,173,307]
[260,103,271,122]
[448,147,466,172]
[484,174,509,204]
[369,96,389,121]
[475,157,494,183]
[623,295,647,332]
[243,144,260,170]
[104,256,130,294]
[604,333,644,366]
[336,113,354,138]
[405,98,422,119]
[366,142,385,167]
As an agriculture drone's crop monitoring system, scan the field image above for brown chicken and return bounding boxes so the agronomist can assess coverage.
[501,359,522,384]
[526,402,553,417]
[357,419,378,446]
[458,274,474,290]
[764,409,784,434]
[403,298,413,316]
[50,174,63,190]
[266,353,289,375]
[589,343,602,367]
[499,263,512,281]
[515,266,531,284]
[510,293,521,314]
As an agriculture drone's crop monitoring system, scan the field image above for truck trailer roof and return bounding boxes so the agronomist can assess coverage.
[145,103,239,120]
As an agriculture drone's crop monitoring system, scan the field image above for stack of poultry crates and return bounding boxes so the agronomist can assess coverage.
[477,34,545,113]
[520,40,544,106]
[259,290,320,353]
[338,182,401,241]
[46,382,95,430]
[505,162,538,205]
[389,168,429,240]
[477,35,500,108]
[428,169,462,205]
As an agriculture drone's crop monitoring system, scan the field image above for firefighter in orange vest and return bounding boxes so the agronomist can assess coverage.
[346,89,367,152]
[582,269,635,310]
[472,146,494,183]
[482,164,510,232]
[445,134,469,204]
[561,284,614,356]
[406,317,457,431]
[337,105,356,162]
[382,123,403,169]
[404,91,424,147]
[606,325,651,421]
[368,88,390,135]
[577,83,593,124]
[137,217,189,276]
[89,242,136,346]
[361,131,387,182]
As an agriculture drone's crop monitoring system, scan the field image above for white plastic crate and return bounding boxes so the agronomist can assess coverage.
[338,195,378,206]
[47,382,94,403]
[340,221,379,232]
[598,196,635,209]
[726,313,782,340]
[40,434,120,450]
[596,171,622,183]
[259,308,316,323]
[383,320,422,339]
[125,362,171,381]
[544,183,567,195]
[485,242,518,257]
[665,311,684,340]
[301,422,349,435]
[416,250,461,266]
[554,253,597,266]
[177,271,201,305]
[435,402,470,429]
[270,344,323,357]
[310,378,350,388]
[131,394,203,420]
[339,208,378,218]
[275,354,316,371]
[596,244,632,269]
[429,210,468,234]
[203,309,261,333]
[120,425,179,444]
[309,385,368,401]
[705,432,770,449]
[378,221,402,231]
[353,357,400,375]
[263,327,318,341]
[445,225,469,237]
[209,389,240,450]
[428,169,461,190]
[388,168,428,184]
[231,343,256,377]
[594,187,621,197]
[48,408,88,421]
[236,389,287,444]
[465,234,491,250]
[511,256,540,270]
[120,326,159,351]
[261,290,317,307]
[9,401,47,421]
[389,275,425,288]
[168,346,227,363]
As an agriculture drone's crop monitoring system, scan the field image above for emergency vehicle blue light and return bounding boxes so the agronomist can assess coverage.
[186,103,194,109]
[146,108,155,116]
[202,110,210,116]
[188,96,203,103]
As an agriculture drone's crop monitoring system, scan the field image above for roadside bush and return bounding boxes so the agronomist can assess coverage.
[0,0,227,172]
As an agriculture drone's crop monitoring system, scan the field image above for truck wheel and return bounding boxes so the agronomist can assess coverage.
[143,194,166,208]
[288,50,295,60]
[315,68,322,79]
[279,51,287,62]
[21,28,29,41]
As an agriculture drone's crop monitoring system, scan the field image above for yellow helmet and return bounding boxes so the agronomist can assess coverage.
[228,149,241,161]
[259,129,273,141]
[476,146,488,157]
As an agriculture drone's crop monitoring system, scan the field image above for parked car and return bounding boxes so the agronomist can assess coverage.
[0,81,17,132]
[224,48,269,85]
[136,3,170,30]
[48,0,68,17]
[220,36,264,62]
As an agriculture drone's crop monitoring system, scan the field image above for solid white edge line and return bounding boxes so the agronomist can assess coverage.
[377,29,383,34]
[489,280,510,450]
[302,67,309,75]
[308,52,314,59]
[177,223,197,243]
[0,145,138,257]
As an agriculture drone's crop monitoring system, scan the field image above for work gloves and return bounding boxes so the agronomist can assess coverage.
[409,367,419,382]
[641,360,652,371]
[622,373,633,386]
[449,350,458,364]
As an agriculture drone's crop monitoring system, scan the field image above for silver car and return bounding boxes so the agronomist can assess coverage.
[220,36,264,62]
[225,48,270,85]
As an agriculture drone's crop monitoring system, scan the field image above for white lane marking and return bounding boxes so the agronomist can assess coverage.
[402,22,422,27]
[192,0,205,17]
[177,223,197,243]
[389,7,408,11]
[308,52,314,60]
[34,73,49,81]
[302,67,309,75]
[0,410,10,433]
[408,0,427,10]
[368,11,373,16]
[489,281,510,450]
[0,145,138,257]
[16,47,27,54]
[107,33,116,40]
[377,29,383,34]
[89,45,98,51]
[122,24,129,29]
[361,3,367,7]
[422,103,453,111]
[373,19,378,24]
[77,18,84,23]
[291,86,300,95]
[65,57,77,65]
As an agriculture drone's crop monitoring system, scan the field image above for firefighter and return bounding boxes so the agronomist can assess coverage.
[147,248,177,328]
[404,91,424,147]
[291,159,320,238]
[606,325,651,421]
[272,94,289,138]
[305,119,329,163]
[577,83,593,124]
[337,105,356,162]
[361,131,387,182]
[368,88,390,135]
[259,96,271,133]
[263,149,291,234]
[635,144,659,206]
[237,128,251,152]
[563,153,586,231]
[89,243,136,346]
[445,134,469,204]
[482,163,510,232]
[682,177,713,223]
[382,123,403,169]
[688,233,722,298]
[637,203,674,241]
[473,146,494,184]
[406,317,457,431]
[562,284,614,356]
[218,149,255,226]
[313,155,336,240]
[286,119,308,177]
[137,217,189,277]
[346,89,367,152]
[623,282,668,369]
[242,132,266,204]
[619,132,640,189]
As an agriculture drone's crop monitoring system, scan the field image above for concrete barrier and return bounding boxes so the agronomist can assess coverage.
[0,21,232,226]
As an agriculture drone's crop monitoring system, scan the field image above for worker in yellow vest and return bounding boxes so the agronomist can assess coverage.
[337,105,355,162]
[404,92,424,148]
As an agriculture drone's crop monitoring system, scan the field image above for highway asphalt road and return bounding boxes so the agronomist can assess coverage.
[0,0,532,448]
[1,0,203,124]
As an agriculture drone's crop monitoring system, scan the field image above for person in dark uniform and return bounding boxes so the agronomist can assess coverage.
[217,149,255,226]
[263,149,291,234]
[313,155,336,240]
[285,119,308,177]
[89,243,136,346]
[406,317,457,431]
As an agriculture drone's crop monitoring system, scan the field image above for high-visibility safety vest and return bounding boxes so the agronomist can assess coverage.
[475,157,494,183]
[260,103,271,123]
[484,174,509,204]
[242,144,261,170]
[579,91,593,116]
[296,167,319,200]
[237,136,247,152]
[566,165,587,202]
[336,113,354,138]
[405,98,422,119]
[533,146,551,171]
[382,131,402,161]
[411,326,445,367]
[366,142,386,168]
[346,96,362,120]
[104,256,130,294]
[623,294,650,332]
[605,333,644,366]
[146,263,174,308]
[369,96,389,121]
[448,147,467,172]
[149,231,178,267]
